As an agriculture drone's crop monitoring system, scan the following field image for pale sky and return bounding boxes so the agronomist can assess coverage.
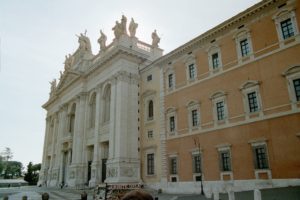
[0,0,260,168]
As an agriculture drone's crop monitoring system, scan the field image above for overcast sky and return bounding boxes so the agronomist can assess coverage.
[0,0,260,168]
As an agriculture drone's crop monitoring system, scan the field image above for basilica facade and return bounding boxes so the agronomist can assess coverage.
[39,0,300,195]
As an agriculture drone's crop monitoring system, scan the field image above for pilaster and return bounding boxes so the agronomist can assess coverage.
[90,86,102,186]
[106,71,140,183]
[69,93,87,187]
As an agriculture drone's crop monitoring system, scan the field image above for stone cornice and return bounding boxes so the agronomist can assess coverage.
[86,45,150,77]
[151,0,283,67]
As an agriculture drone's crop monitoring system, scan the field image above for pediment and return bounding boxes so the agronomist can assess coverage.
[56,70,81,91]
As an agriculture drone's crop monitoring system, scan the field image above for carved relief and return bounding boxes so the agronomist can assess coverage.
[120,168,135,177]
[107,167,118,177]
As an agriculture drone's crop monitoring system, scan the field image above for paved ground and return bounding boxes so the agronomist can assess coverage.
[0,186,209,200]
[0,186,299,200]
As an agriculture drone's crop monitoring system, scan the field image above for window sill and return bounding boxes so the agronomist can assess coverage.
[254,169,272,180]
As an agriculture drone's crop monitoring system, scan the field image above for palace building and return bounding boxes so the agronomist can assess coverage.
[39,0,300,195]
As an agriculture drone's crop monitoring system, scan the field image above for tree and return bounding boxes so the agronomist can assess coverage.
[3,161,23,179]
[0,155,3,176]
[24,162,41,185]
[1,147,13,161]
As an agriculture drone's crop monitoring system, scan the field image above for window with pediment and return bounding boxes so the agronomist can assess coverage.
[165,67,175,91]
[186,101,200,132]
[207,45,223,73]
[185,55,198,82]
[210,91,228,125]
[166,107,177,135]
[273,8,299,43]
[240,80,263,118]
[234,29,253,62]
[282,65,300,110]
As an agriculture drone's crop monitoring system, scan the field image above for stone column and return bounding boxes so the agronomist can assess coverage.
[69,93,87,187]
[38,116,51,186]
[57,106,67,186]
[106,71,140,183]
[90,86,102,186]
[48,114,59,186]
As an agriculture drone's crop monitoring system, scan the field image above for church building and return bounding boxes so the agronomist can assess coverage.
[39,0,300,195]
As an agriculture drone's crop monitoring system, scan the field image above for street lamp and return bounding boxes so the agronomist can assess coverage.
[193,137,204,195]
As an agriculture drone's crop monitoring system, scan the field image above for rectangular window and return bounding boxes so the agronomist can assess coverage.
[168,74,173,88]
[193,154,201,173]
[147,74,152,82]
[171,177,177,182]
[281,18,294,39]
[293,78,300,101]
[147,153,155,175]
[240,39,250,57]
[189,64,195,79]
[220,151,231,171]
[212,53,220,69]
[170,157,177,174]
[254,145,269,169]
[147,130,153,139]
[216,101,225,120]
[191,109,198,127]
[169,116,175,132]
[247,92,259,113]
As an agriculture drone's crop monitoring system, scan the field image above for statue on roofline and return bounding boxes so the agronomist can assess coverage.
[121,15,127,35]
[76,30,92,53]
[49,79,57,95]
[64,54,74,71]
[112,21,123,40]
[129,18,138,37]
[98,30,107,51]
[151,29,160,48]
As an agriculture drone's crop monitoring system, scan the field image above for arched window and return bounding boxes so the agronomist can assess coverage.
[148,100,154,120]
[89,94,96,128]
[103,85,111,123]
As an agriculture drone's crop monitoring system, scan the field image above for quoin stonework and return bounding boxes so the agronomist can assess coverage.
[39,0,300,195]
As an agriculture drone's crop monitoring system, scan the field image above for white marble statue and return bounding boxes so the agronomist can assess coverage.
[129,18,138,37]
[64,54,74,70]
[77,31,92,53]
[49,79,57,94]
[98,30,107,51]
[151,29,160,48]
[121,15,127,35]
[112,21,123,39]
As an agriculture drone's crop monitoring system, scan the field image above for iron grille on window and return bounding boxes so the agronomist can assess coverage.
[216,101,225,120]
[168,74,173,88]
[220,151,231,171]
[255,146,269,169]
[147,154,155,175]
[293,78,300,101]
[247,92,259,112]
[189,64,195,79]
[191,109,198,127]
[212,53,219,69]
[193,155,201,173]
[240,39,250,57]
[169,116,175,132]
[281,18,294,39]
[170,158,177,174]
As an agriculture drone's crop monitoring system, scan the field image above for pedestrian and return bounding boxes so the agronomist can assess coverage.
[81,191,87,200]
[42,192,49,200]
[121,190,153,200]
